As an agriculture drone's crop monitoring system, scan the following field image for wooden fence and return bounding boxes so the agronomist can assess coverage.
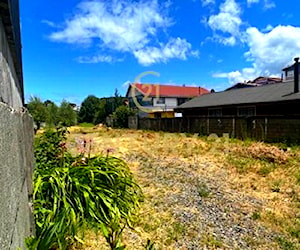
[128,116,300,142]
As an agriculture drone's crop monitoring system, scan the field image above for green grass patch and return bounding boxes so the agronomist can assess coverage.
[276,236,296,250]
[78,122,95,128]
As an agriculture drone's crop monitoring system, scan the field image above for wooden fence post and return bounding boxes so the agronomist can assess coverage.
[264,117,268,140]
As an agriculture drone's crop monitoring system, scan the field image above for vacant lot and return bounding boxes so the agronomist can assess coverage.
[67,126,300,249]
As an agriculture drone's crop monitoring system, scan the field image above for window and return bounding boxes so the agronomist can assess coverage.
[177,98,188,106]
[208,108,222,117]
[156,97,165,104]
[237,106,256,117]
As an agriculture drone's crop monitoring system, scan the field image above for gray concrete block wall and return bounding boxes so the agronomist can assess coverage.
[0,18,23,109]
[0,103,34,249]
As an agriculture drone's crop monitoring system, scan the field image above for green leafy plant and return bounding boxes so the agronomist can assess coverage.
[198,182,210,198]
[112,106,136,128]
[28,128,143,249]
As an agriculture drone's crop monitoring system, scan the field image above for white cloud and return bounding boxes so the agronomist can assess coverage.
[213,25,300,84]
[50,0,170,51]
[246,0,275,9]
[247,0,259,6]
[262,24,273,32]
[48,0,196,65]
[245,25,300,74]
[41,20,57,28]
[133,37,198,66]
[263,0,275,9]
[207,0,242,46]
[77,55,122,63]
[201,0,215,6]
[213,68,257,84]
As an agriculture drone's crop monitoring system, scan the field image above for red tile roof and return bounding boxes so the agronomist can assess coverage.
[128,83,209,98]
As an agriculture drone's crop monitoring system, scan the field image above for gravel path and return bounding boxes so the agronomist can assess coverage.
[124,152,283,249]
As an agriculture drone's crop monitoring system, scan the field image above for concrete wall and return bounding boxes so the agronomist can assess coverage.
[0,5,34,249]
[0,103,34,249]
[0,17,22,109]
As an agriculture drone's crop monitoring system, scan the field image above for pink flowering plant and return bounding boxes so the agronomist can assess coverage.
[28,127,143,250]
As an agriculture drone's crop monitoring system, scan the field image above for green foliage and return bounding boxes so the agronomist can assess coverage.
[112,105,135,128]
[276,236,296,250]
[78,122,95,128]
[251,211,261,220]
[78,95,102,124]
[94,99,107,124]
[78,91,126,125]
[34,127,69,175]
[29,128,143,249]
[45,102,59,127]
[197,182,210,198]
[28,97,77,130]
[27,96,47,130]
[59,100,77,126]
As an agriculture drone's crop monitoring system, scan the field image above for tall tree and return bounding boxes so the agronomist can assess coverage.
[94,99,106,124]
[78,95,101,124]
[59,100,77,126]
[27,96,47,130]
[45,102,59,127]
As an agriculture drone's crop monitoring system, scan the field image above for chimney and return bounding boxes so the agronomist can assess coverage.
[294,57,299,93]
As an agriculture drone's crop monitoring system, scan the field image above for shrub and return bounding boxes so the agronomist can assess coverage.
[28,128,143,249]
[112,106,135,128]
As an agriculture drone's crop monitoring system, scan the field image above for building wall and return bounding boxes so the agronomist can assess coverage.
[0,103,34,250]
[0,8,34,250]
[0,18,22,108]
[153,97,177,107]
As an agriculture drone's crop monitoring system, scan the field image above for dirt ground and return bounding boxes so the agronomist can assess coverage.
[67,126,300,250]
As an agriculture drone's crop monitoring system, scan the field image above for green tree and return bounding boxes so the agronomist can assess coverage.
[112,105,135,128]
[94,99,107,124]
[45,101,59,127]
[27,96,47,130]
[78,95,101,124]
[59,100,77,126]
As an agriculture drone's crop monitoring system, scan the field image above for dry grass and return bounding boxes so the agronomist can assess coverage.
[67,126,300,249]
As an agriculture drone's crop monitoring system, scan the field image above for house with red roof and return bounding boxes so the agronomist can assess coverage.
[126,83,209,118]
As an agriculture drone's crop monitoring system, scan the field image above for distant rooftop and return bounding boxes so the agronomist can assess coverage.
[177,80,300,110]
[126,83,209,98]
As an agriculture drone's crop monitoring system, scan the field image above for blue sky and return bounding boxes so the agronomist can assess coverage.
[21,0,300,104]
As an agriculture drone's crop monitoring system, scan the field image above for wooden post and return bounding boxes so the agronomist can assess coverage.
[232,117,235,138]
[207,118,210,135]
[264,117,268,140]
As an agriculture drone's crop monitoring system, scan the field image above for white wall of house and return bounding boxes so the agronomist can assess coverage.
[153,97,177,107]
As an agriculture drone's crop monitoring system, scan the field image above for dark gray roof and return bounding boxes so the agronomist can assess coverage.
[177,80,300,110]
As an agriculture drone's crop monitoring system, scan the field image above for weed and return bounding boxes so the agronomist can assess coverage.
[166,222,185,243]
[276,236,296,250]
[271,180,282,192]
[202,232,223,248]
[198,182,210,198]
[287,220,300,239]
[226,155,254,173]
[257,162,275,176]
[252,211,261,220]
